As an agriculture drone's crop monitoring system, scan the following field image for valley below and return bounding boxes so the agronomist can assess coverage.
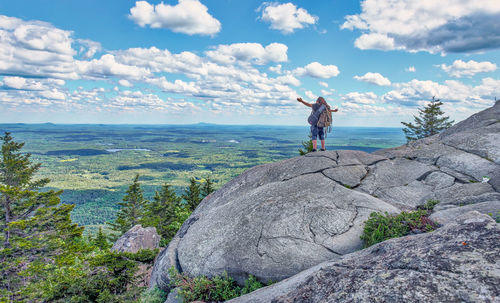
[0,123,405,231]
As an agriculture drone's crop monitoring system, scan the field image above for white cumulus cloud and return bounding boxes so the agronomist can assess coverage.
[118,79,134,87]
[276,74,300,86]
[440,60,498,78]
[269,64,282,74]
[1,76,48,90]
[341,0,500,53]
[40,88,66,100]
[382,78,499,108]
[76,54,151,80]
[354,33,397,51]
[0,15,79,79]
[0,15,307,116]
[342,92,378,104]
[258,2,317,34]
[294,62,340,79]
[320,89,334,96]
[354,72,391,86]
[77,39,102,59]
[129,0,221,36]
[205,42,288,65]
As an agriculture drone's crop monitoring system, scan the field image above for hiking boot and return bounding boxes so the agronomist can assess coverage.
[312,149,317,152]
[320,148,326,151]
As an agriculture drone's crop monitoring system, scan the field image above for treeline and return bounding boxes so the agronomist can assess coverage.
[110,173,214,246]
[0,132,210,302]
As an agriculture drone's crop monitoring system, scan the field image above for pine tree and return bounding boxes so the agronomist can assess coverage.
[182,177,202,212]
[141,183,182,243]
[0,132,83,301]
[93,227,110,249]
[111,174,147,234]
[401,97,454,142]
[201,176,215,199]
[298,134,314,155]
[0,132,53,247]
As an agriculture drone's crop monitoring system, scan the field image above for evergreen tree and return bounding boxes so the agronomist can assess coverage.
[298,134,314,155]
[182,177,202,212]
[201,176,215,198]
[1,132,54,247]
[0,132,83,301]
[93,227,111,250]
[111,174,147,234]
[141,183,182,244]
[401,97,454,142]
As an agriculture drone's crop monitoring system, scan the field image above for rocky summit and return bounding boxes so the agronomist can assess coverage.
[150,101,499,300]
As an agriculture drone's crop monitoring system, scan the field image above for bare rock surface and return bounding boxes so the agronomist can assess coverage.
[228,212,500,303]
[151,170,399,288]
[111,225,160,289]
[111,225,160,253]
[423,171,455,190]
[151,102,500,295]
[429,183,500,211]
[430,201,500,225]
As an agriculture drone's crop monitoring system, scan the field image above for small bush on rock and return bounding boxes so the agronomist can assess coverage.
[168,268,266,302]
[361,206,438,248]
[241,274,265,295]
[140,286,167,303]
[419,199,440,211]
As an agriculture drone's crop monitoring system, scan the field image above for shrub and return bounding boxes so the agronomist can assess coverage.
[241,274,265,295]
[124,248,159,263]
[360,208,438,248]
[418,199,440,211]
[25,249,144,302]
[140,286,167,303]
[168,268,266,302]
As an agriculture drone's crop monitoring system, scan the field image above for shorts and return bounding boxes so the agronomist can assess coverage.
[311,125,324,140]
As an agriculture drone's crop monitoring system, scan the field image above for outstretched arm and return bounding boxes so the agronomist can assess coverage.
[329,108,338,112]
[297,97,312,107]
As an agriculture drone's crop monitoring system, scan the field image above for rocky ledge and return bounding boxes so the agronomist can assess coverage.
[229,211,499,302]
[150,101,499,301]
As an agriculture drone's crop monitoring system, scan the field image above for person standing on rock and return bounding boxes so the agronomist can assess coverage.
[297,96,338,151]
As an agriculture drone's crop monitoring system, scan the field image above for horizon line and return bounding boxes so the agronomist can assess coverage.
[0,122,404,129]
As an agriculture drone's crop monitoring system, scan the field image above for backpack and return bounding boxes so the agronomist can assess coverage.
[307,104,326,126]
[317,104,332,128]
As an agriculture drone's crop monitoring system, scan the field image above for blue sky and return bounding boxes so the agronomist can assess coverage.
[0,0,499,126]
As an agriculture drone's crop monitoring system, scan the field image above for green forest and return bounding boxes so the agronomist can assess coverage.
[0,132,235,302]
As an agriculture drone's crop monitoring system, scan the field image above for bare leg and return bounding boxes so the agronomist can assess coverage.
[312,140,317,150]
[321,140,325,150]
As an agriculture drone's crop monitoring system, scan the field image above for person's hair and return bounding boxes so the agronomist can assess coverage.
[316,96,331,110]
[317,96,328,105]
